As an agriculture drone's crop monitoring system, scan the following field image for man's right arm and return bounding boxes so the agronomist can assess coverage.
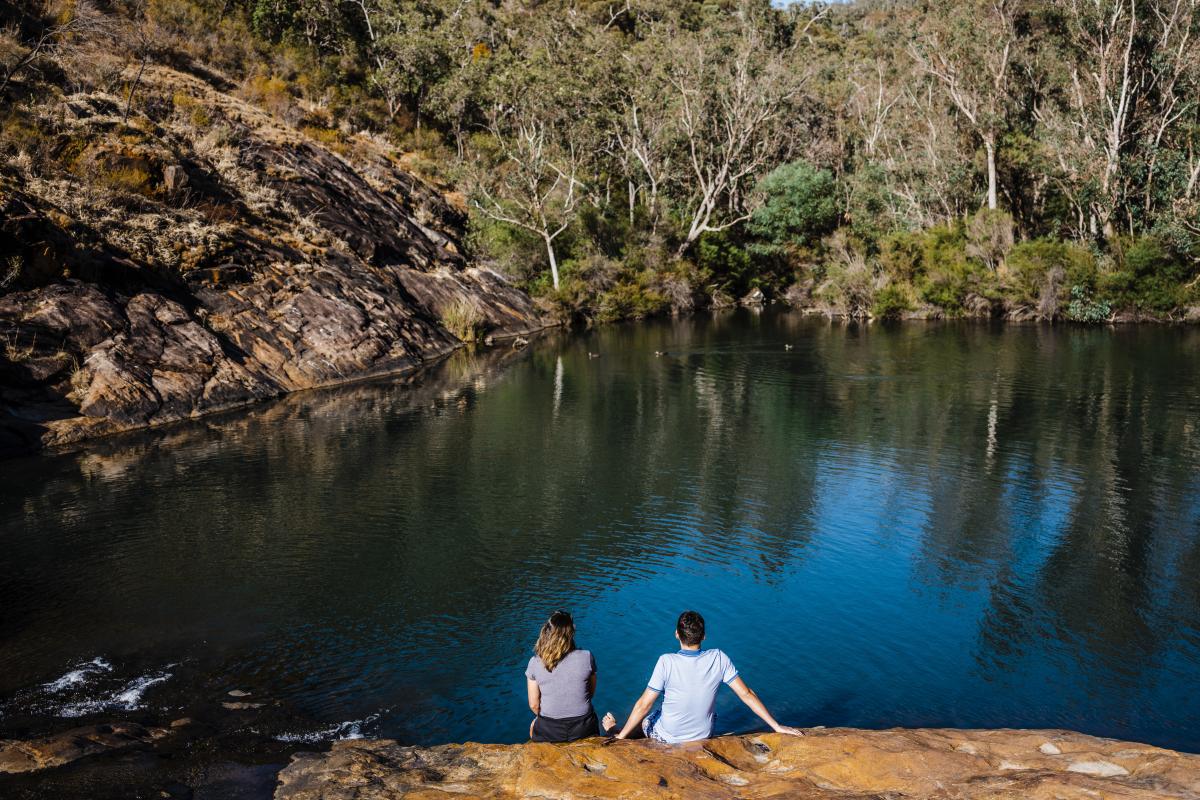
[615,687,660,739]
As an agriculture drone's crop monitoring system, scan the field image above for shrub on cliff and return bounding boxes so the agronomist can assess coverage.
[914,224,986,315]
[815,232,876,317]
[1065,285,1111,323]
[594,282,668,324]
[1004,239,1097,310]
[1099,236,1195,313]
[871,283,914,320]
[749,161,838,252]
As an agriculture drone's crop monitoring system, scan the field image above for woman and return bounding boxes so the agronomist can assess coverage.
[525,611,615,742]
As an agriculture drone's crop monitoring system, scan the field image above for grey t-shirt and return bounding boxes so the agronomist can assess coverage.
[525,649,596,719]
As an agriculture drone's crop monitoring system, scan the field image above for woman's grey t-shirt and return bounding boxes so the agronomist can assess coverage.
[526,649,596,719]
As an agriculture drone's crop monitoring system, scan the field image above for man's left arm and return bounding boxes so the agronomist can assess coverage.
[727,676,803,736]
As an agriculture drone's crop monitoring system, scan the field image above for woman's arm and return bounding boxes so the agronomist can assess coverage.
[587,672,597,699]
[527,678,541,715]
[615,687,660,739]
[727,677,802,735]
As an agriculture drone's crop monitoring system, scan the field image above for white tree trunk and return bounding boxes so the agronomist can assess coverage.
[544,235,560,291]
[1186,156,1200,199]
[984,134,998,210]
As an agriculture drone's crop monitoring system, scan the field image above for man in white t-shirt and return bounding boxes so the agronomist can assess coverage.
[604,610,803,743]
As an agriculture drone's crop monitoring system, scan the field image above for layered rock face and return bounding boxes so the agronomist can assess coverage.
[0,66,544,453]
[275,728,1200,799]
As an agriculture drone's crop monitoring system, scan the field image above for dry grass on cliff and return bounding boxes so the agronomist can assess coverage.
[440,299,487,343]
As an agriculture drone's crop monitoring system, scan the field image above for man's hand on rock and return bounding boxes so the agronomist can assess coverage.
[772,725,804,736]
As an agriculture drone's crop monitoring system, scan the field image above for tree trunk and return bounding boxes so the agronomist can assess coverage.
[1186,156,1200,199]
[984,134,998,211]
[544,235,560,291]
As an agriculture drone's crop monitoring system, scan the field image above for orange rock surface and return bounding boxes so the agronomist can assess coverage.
[274,727,1200,799]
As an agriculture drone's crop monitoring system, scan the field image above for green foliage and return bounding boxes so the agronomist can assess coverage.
[843,164,895,244]
[1005,239,1096,306]
[1065,285,1111,323]
[13,0,1200,328]
[250,0,292,42]
[871,283,913,320]
[816,233,875,317]
[965,209,1014,271]
[696,231,753,295]
[878,232,924,282]
[749,160,838,248]
[915,224,977,313]
[1099,237,1194,312]
[594,281,668,324]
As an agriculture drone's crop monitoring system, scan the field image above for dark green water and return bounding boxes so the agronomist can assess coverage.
[3,310,1200,752]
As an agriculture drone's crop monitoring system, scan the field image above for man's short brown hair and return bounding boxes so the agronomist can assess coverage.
[676,610,705,646]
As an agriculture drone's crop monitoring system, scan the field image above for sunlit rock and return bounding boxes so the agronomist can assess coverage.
[274,728,1200,799]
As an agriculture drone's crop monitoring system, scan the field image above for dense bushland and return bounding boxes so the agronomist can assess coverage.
[2,0,1198,322]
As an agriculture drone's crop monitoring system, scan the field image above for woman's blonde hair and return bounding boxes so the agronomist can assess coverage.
[534,610,576,672]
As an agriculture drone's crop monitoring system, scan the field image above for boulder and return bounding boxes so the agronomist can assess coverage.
[0,723,164,774]
[274,728,1200,800]
[740,287,766,306]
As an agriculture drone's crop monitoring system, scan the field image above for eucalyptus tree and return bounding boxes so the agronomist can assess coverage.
[370,0,455,130]
[609,31,675,232]
[910,0,1025,211]
[467,104,586,291]
[1040,0,1145,237]
[1139,0,1200,217]
[462,11,613,290]
[664,7,807,256]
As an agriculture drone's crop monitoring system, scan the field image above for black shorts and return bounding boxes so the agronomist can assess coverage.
[530,708,601,743]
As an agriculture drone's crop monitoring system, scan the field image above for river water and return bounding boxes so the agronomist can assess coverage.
[3,310,1200,752]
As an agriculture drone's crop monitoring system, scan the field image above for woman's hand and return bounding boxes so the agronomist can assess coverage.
[772,724,804,736]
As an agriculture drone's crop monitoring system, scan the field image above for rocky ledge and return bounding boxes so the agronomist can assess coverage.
[275,728,1200,799]
[0,722,169,774]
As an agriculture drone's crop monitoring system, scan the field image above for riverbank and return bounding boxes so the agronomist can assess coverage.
[5,723,1199,799]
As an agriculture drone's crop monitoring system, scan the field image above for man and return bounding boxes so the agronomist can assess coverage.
[603,610,803,743]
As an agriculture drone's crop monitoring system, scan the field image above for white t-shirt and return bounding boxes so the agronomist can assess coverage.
[647,648,739,743]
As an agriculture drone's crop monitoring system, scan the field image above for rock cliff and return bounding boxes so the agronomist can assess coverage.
[0,65,545,454]
[274,728,1200,800]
